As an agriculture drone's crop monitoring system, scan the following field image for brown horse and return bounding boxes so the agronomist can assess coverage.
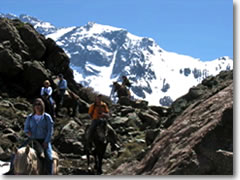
[53,89,79,117]
[41,96,56,119]
[113,82,131,99]
[13,143,59,175]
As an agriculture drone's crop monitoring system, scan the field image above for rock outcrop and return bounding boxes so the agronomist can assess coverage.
[0,18,77,98]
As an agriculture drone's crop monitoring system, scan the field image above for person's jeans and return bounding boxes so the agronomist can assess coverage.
[59,89,66,106]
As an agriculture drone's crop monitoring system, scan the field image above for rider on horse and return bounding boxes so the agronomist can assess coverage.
[41,80,55,118]
[87,94,119,151]
[7,98,55,175]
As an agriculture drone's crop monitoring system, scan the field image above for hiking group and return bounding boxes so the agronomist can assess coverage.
[6,75,131,175]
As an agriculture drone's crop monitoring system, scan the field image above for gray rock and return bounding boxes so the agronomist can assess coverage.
[14,102,29,111]
[14,20,46,60]
[138,111,159,129]
[22,60,51,96]
[0,49,23,77]
[145,129,160,146]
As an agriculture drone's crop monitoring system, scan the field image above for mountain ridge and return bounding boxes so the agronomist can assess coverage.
[0,13,233,106]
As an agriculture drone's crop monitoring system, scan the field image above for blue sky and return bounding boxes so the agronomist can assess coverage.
[1,0,233,61]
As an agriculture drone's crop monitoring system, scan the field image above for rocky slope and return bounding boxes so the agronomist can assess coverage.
[111,70,233,175]
[0,17,233,175]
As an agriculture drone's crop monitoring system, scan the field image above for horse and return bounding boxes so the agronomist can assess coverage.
[13,141,59,175]
[112,82,131,99]
[53,89,79,117]
[41,96,56,119]
[84,120,109,175]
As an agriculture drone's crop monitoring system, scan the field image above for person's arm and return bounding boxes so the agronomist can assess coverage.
[101,104,110,118]
[48,87,53,96]
[63,79,68,89]
[88,104,94,118]
[104,104,109,113]
[44,114,54,144]
[24,115,32,137]
[40,87,44,96]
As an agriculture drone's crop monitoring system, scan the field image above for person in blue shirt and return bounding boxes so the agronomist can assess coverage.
[24,98,54,175]
[57,74,67,107]
[7,98,54,175]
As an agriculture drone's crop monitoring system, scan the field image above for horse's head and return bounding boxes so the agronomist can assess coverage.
[13,146,38,175]
[113,82,121,92]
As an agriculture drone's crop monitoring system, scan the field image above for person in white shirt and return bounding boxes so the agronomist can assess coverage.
[40,80,55,119]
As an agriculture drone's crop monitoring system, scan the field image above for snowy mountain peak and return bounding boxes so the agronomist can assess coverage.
[0,13,233,106]
[0,13,18,19]
[0,13,58,35]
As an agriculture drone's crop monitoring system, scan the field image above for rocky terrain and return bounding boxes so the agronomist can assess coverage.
[0,17,233,175]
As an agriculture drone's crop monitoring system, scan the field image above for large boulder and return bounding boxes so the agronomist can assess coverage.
[138,110,161,130]
[44,38,70,74]
[22,60,51,96]
[54,120,85,155]
[0,48,23,77]
[13,20,46,60]
[0,18,28,55]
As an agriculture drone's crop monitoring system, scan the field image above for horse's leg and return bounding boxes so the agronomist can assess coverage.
[93,150,98,171]
[67,106,71,116]
[87,151,90,169]
[98,153,103,175]
[97,147,106,175]
[48,100,55,118]
[85,140,92,172]
[72,102,79,117]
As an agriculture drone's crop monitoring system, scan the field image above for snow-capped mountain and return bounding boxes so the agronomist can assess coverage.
[0,13,233,106]
[0,13,57,35]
